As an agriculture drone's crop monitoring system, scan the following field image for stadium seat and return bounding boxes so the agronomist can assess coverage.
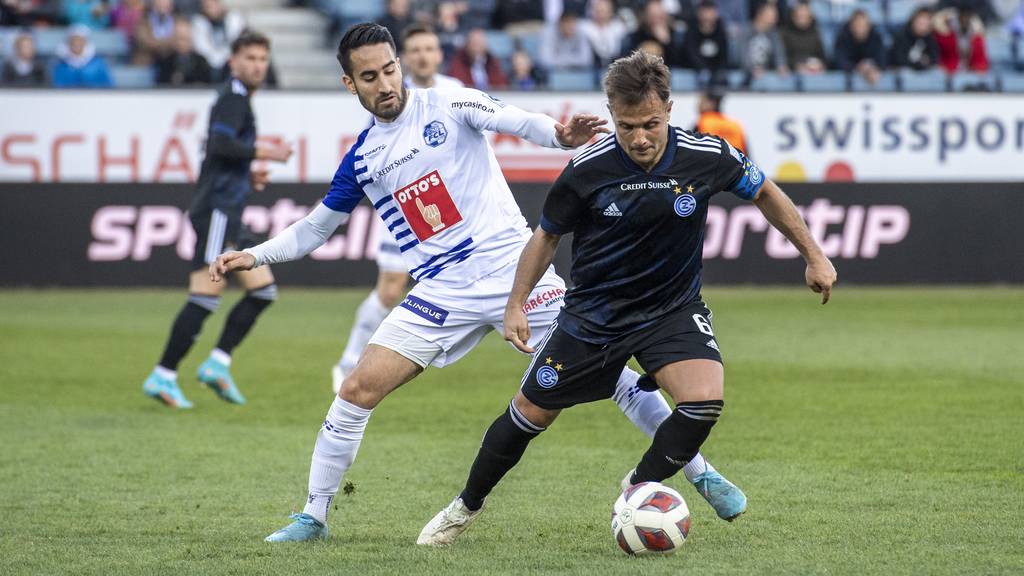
[91,30,129,59]
[749,71,798,91]
[886,0,920,28]
[898,69,948,92]
[985,31,1013,70]
[670,69,698,92]
[725,69,747,90]
[818,23,838,61]
[547,70,595,91]
[951,72,997,92]
[851,71,896,92]
[333,0,383,20]
[33,29,66,56]
[1000,72,1024,92]
[484,31,514,59]
[517,32,542,62]
[111,65,155,88]
[799,71,849,92]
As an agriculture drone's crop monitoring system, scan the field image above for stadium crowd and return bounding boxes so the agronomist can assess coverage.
[2,0,1023,90]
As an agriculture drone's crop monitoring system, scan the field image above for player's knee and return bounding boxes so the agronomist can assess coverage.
[338,373,384,409]
[512,392,559,429]
[376,278,406,308]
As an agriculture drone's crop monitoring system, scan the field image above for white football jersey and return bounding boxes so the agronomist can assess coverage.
[323,87,566,287]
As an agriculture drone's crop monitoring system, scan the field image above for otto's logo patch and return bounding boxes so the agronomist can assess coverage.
[536,365,559,388]
[674,194,697,218]
[423,121,448,147]
[393,170,463,241]
[400,295,449,326]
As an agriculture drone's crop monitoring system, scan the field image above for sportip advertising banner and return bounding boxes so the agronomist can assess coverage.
[1,90,1023,184]
[1,182,1020,286]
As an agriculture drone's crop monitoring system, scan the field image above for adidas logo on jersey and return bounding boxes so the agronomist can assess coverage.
[603,203,623,217]
[706,339,720,352]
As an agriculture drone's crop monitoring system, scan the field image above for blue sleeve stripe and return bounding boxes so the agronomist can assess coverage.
[354,165,368,176]
[211,122,236,137]
[539,215,572,235]
[394,229,413,240]
[373,195,393,209]
[379,206,399,220]
[322,127,374,213]
[399,239,419,252]
[386,217,406,231]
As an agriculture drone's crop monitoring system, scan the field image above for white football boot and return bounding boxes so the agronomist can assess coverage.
[416,497,483,546]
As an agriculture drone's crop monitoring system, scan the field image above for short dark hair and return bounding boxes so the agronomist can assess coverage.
[604,50,671,107]
[337,22,396,76]
[231,29,270,54]
[400,22,436,46]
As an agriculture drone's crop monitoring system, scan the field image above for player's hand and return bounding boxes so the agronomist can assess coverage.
[806,256,837,304]
[257,143,294,163]
[416,197,444,231]
[503,305,534,354]
[210,251,256,282]
[554,113,610,148]
[251,167,270,192]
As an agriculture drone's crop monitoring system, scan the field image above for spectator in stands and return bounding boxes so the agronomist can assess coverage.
[934,7,990,72]
[379,0,413,50]
[779,0,826,74]
[834,9,885,85]
[112,0,145,46]
[1010,5,1024,70]
[192,0,245,80]
[155,17,212,86]
[540,11,594,70]
[695,88,748,155]
[742,2,787,82]
[448,28,508,89]
[52,25,113,87]
[400,23,463,89]
[435,1,468,62]
[890,7,940,71]
[492,0,545,34]
[684,0,729,77]
[63,0,112,29]
[628,0,685,67]
[1,31,48,86]
[134,0,177,65]
[510,48,544,89]
[1,0,62,26]
[579,0,627,67]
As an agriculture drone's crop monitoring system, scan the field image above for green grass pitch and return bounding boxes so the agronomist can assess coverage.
[1,287,1022,575]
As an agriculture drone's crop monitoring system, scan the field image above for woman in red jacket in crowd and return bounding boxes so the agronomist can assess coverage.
[933,7,990,73]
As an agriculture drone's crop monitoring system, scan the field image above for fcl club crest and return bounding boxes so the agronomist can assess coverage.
[423,120,448,147]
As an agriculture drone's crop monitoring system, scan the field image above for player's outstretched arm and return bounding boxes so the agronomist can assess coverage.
[753,179,837,304]
[209,203,348,283]
[504,228,562,353]
[447,87,608,149]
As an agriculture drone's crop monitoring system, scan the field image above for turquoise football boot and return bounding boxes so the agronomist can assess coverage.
[197,356,246,405]
[265,513,328,542]
[142,369,193,409]
[691,470,747,521]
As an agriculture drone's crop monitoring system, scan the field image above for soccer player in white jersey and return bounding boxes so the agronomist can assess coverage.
[331,23,465,394]
[210,23,744,543]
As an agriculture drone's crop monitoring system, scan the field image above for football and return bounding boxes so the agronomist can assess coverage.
[611,482,691,556]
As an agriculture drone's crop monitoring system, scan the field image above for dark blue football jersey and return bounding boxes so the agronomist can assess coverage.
[540,126,765,343]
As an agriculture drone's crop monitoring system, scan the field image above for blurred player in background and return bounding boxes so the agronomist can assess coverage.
[418,51,836,545]
[142,30,293,409]
[330,23,465,393]
[695,88,749,156]
[211,23,743,543]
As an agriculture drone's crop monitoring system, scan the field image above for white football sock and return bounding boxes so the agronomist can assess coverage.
[210,348,231,366]
[154,365,177,380]
[302,396,373,524]
[611,367,717,483]
[338,290,391,374]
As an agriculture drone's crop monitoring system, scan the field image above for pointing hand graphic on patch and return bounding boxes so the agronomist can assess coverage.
[416,197,444,232]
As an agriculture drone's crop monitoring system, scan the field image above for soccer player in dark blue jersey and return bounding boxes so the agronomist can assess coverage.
[418,50,837,545]
[141,31,293,409]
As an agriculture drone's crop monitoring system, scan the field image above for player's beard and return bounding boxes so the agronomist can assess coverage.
[363,85,407,121]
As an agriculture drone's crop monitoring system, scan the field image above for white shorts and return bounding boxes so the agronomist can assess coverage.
[375,232,407,273]
[368,258,567,368]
